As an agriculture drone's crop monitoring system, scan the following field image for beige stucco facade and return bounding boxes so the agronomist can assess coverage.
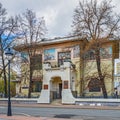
[14,36,119,103]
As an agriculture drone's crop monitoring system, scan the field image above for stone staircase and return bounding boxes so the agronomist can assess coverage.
[51,99,62,105]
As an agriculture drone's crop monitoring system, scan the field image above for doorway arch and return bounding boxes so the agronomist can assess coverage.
[50,76,62,101]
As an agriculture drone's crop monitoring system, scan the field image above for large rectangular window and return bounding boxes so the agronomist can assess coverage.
[31,54,42,70]
[58,51,71,66]
[32,81,42,92]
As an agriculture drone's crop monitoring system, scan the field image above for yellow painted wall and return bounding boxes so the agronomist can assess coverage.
[18,38,117,98]
[83,59,113,97]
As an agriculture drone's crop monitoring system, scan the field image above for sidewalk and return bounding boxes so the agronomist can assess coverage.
[1,103,120,120]
[0,115,78,120]
[1,102,120,110]
[0,115,76,120]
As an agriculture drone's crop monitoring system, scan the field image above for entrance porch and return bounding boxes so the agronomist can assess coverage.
[50,77,62,100]
[37,62,76,104]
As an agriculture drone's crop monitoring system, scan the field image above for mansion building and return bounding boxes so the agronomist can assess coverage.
[14,36,119,103]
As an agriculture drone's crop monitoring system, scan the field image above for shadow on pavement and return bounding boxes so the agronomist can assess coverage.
[54,114,76,118]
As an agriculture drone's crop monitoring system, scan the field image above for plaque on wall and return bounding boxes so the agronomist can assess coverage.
[64,81,68,89]
[44,84,48,89]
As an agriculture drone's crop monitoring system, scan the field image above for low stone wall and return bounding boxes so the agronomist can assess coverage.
[1,97,120,106]
[75,98,120,106]
[0,98,37,104]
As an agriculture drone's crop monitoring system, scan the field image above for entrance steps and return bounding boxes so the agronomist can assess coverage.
[51,99,62,105]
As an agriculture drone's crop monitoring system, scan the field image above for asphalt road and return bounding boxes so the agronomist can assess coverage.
[1,106,120,120]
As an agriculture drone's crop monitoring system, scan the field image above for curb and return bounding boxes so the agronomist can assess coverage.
[1,103,120,110]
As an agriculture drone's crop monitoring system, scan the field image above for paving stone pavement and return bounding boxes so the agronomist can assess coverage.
[0,115,82,120]
[1,102,120,120]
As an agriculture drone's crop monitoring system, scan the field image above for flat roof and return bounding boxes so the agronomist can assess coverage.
[14,35,87,51]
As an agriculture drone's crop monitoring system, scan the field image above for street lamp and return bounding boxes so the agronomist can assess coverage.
[5,48,14,116]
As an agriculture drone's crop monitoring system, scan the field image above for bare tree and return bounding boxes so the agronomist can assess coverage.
[0,3,18,98]
[17,9,47,98]
[72,0,120,98]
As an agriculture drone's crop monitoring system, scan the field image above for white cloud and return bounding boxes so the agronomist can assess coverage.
[37,7,58,27]
[0,0,79,38]
[0,0,119,38]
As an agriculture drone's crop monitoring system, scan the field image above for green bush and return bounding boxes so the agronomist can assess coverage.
[0,79,16,97]
[0,80,4,93]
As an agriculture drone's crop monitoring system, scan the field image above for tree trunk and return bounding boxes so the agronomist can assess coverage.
[95,48,108,98]
[0,41,7,98]
[28,63,33,98]
[80,44,84,97]
[100,78,108,98]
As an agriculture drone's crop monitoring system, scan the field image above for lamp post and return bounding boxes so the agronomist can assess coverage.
[5,48,14,116]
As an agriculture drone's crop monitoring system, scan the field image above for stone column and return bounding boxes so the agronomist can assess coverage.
[62,62,76,104]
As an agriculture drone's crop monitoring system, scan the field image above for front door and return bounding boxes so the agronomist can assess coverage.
[51,77,62,100]
[59,83,62,98]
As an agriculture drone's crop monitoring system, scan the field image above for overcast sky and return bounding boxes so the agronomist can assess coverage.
[0,0,120,38]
